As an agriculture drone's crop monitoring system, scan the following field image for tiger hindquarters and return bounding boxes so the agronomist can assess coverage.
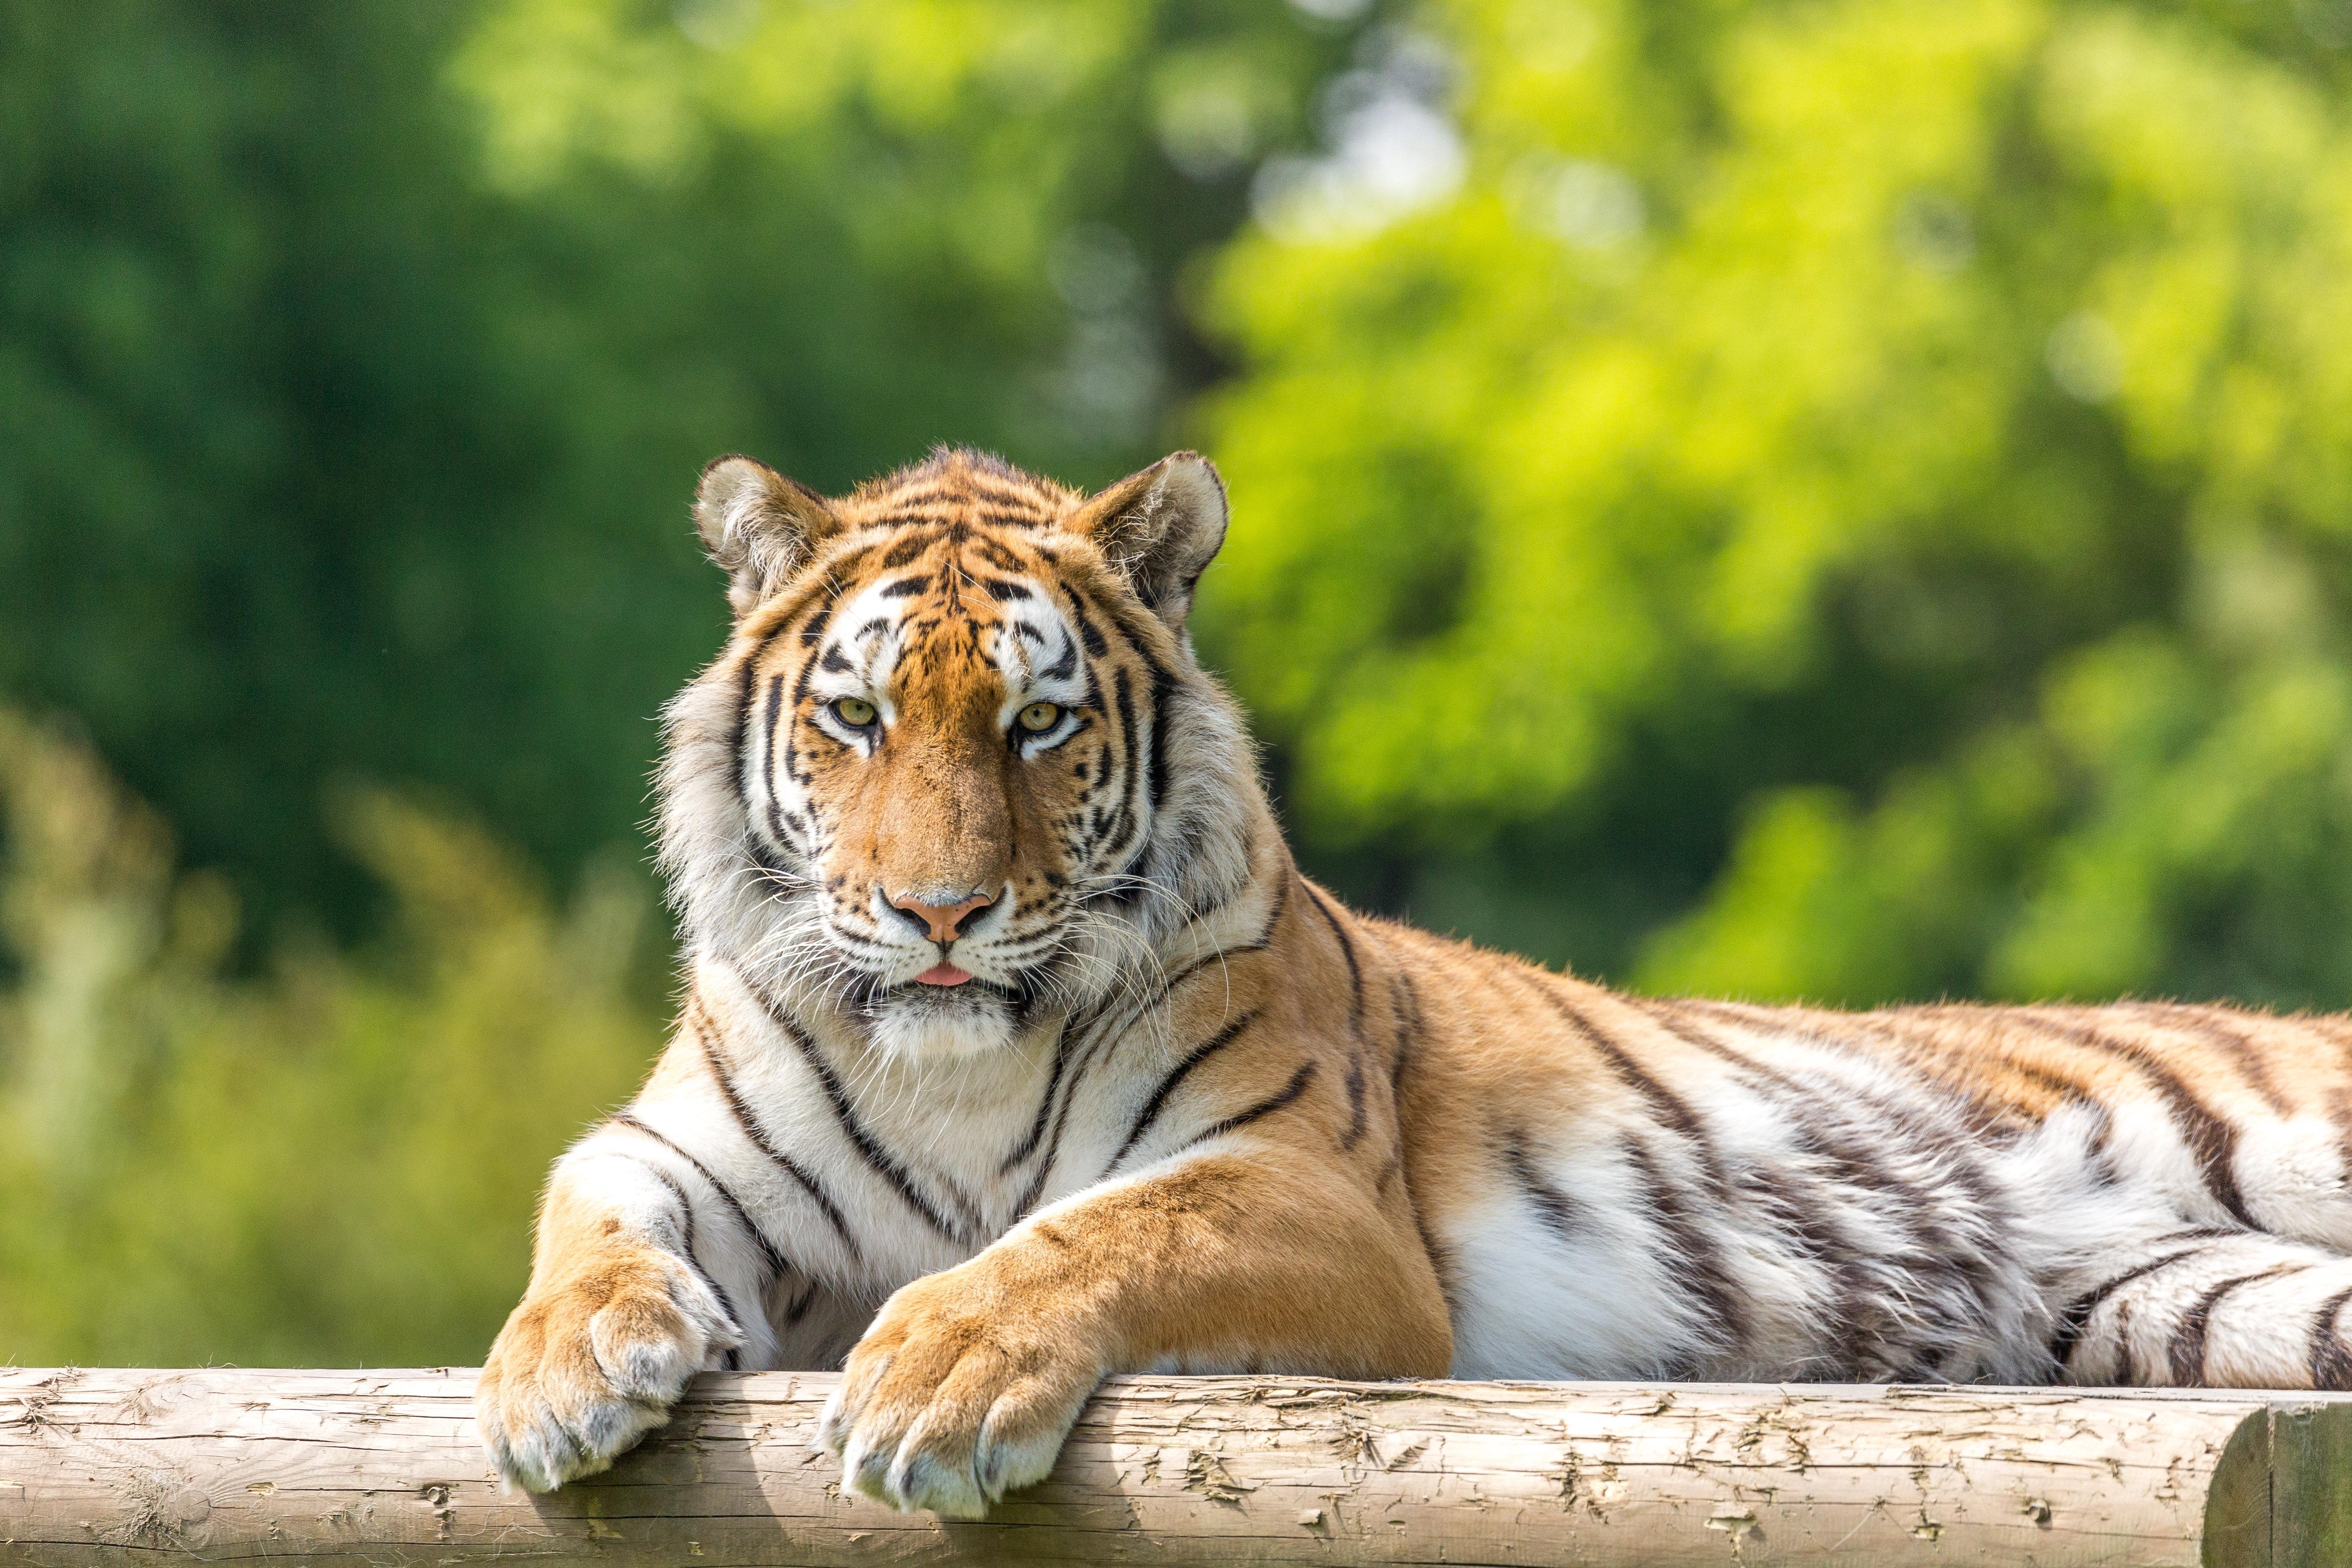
[2054,1231,2352,1389]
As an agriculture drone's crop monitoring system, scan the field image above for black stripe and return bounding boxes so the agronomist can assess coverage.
[1065,590,1108,656]
[1530,975,1729,1194]
[754,992,980,1243]
[1108,1010,1262,1172]
[1083,581,1181,693]
[1637,998,2011,1358]
[1383,956,1443,1316]
[1771,1015,2005,1211]
[1065,572,1188,860]
[2025,1012,2255,1227]
[1014,939,1262,1205]
[730,562,852,822]
[1000,1026,1077,1175]
[689,1012,860,1264]
[1502,1128,1581,1245]
[1012,1029,1107,1219]
[1642,1003,1988,1221]
[1860,1007,2104,1123]
[731,596,817,829]
[1091,929,1277,1066]
[2131,1002,2290,1115]
[1301,882,1364,1020]
[881,528,940,568]
[1170,824,1246,931]
[620,1152,742,1348]
[1633,999,1805,1093]
[1622,1139,1747,1356]
[2312,1284,2352,1389]
[1011,978,1153,1219]
[1340,1051,1368,1151]
[746,834,797,888]
[1301,884,1370,1151]
[1257,870,1292,947]
[1787,1107,1981,1362]
[797,598,837,652]
[1103,665,1141,864]
[968,532,1024,573]
[2170,1265,2302,1384]
[1014,866,1289,1216]
[1390,967,1422,1101]
[1165,1059,1319,1158]
[1147,668,1175,816]
[2051,1246,2207,1369]
[1414,1205,1461,1319]
[733,634,765,808]
[780,585,850,787]
[758,673,794,851]
[612,1109,794,1286]
[782,1280,819,1328]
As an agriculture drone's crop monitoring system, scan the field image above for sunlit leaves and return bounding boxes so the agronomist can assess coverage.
[1200,0,2352,1006]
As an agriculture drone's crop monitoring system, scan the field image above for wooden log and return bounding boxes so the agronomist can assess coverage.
[3,1368,2351,1565]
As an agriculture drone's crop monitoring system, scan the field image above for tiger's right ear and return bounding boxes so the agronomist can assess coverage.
[693,455,844,618]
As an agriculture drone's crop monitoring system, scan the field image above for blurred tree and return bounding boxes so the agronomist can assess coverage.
[14,0,2352,1366]
[0,710,662,1364]
[0,0,1348,944]
[1198,0,2352,1010]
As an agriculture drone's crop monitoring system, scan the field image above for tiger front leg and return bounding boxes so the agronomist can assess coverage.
[816,1144,1451,1517]
[476,1148,743,1492]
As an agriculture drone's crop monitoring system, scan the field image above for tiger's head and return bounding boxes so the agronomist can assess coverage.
[658,447,1263,1061]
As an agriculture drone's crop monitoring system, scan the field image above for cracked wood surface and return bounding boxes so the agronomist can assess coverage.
[4,1369,2352,1565]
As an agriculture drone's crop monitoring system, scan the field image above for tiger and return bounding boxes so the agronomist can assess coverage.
[478,444,2352,1517]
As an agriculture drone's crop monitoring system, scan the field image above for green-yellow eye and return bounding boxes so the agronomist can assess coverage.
[1018,701,1063,734]
[831,696,878,727]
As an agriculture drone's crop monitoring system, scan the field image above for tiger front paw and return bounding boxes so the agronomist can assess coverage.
[475,1244,740,1492]
[814,1266,1104,1518]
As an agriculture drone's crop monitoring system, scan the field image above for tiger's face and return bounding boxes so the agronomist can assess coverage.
[660,447,1246,1061]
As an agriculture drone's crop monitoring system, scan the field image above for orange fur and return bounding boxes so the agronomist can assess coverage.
[481,447,2352,1514]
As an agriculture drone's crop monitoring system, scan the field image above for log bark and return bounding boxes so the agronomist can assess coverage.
[3,1368,2350,1565]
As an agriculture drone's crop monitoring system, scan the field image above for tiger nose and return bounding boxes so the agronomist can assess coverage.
[889,890,995,944]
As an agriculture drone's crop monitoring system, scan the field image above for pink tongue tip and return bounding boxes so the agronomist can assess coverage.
[916,963,973,987]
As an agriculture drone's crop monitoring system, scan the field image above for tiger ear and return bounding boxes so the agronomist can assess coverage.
[1065,450,1228,630]
[693,455,844,618]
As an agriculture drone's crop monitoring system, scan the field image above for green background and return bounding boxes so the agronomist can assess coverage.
[6,0,2352,1364]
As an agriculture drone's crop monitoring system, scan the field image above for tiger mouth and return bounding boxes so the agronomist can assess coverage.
[849,969,1029,1008]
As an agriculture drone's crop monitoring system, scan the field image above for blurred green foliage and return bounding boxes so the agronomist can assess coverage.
[1205,0,2352,1011]
[0,0,1337,939]
[11,0,2352,1364]
[0,713,657,1362]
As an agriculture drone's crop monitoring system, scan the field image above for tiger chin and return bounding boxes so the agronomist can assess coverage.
[480,443,2352,1517]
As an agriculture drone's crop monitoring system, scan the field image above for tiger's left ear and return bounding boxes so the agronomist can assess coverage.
[1065,451,1228,631]
[694,454,844,620]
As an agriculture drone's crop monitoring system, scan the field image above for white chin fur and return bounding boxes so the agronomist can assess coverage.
[864,989,1019,1062]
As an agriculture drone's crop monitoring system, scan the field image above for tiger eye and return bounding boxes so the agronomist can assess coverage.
[831,696,878,727]
[1018,702,1062,733]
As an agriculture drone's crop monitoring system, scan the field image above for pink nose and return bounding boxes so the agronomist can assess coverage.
[890,891,993,944]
